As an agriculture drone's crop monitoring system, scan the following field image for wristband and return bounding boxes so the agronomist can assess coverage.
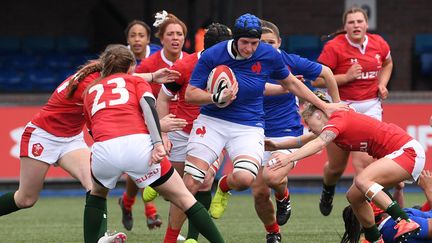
[297,136,303,147]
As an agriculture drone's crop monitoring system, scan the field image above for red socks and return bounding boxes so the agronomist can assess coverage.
[164,226,181,243]
[421,201,431,211]
[275,188,289,201]
[265,222,280,234]
[122,192,135,211]
[219,175,231,193]
[145,201,158,217]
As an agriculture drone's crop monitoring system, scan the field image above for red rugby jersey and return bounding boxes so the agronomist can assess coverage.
[164,52,201,133]
[318,34,390,101]
[135,50,189,114]
[31,72,100,137]
[322,109,412,159]
[83,73,152,142]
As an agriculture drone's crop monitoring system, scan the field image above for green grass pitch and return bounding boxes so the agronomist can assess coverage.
[0,192,425,242]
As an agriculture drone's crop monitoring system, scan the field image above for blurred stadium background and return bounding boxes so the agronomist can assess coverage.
[0,0,431,201]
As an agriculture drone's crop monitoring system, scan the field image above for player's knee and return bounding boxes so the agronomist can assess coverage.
[184,160,206,184]
[15,194,38,209]
[232,158,259,189]
[364,182,384,201]
[325,163,344,178]
[252,186,271,202]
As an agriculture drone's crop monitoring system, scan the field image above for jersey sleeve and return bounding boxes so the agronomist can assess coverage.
[317,42,338,70]
[135,58,151,73]
[189,52,213,90]
[378,36,391,61]
[321,111,347,137]
[269,48,290,80]
[287,53,322,80]
[134,76,154,100]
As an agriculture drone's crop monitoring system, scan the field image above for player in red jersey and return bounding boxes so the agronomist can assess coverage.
[0,59,100,218]
[82,44,224,243]
[119,11,190,230]
[157,23,232,243]
[124,19,162,67]
[0,45,182,229]
[264,97,425,243]
[315,6,394,216]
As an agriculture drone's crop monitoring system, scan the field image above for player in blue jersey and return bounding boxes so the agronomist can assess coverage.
[248,19,342,243]
[341,170,432,243]
[162,13,349,242]
[125,20,161,67]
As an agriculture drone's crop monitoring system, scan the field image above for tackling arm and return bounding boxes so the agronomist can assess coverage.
[139,95,163,146]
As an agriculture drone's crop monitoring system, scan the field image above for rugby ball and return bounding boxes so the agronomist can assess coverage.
[206,65,237,108]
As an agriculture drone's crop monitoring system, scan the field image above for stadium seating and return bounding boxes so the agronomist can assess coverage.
[27,68,59,92]
[22,36,56,54]
[0,36,21,54]
[282,34,322,61]
[0,35,91,93]
[414,34,432,55]
[57,36,90,54]
[420,53,432,76]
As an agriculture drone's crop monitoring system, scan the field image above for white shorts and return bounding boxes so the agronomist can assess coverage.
[385,139,425,182]
[342,98,383,121]
[20,123,87,165]
[168,130,189,162]
[91,134,162,189]
[263,136,298,166]
[187,114,264,165]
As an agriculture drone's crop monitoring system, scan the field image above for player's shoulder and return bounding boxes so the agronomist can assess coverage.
[367,33,388,46]
[149,43,162,53]
[173,52,198,70]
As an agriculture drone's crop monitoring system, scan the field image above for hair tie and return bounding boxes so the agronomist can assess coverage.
[153,10,168,27]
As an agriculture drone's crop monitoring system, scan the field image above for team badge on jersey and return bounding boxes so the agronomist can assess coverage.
[375,54,381,64]
[32,143,44,157]
[251,62,262,74]
[196,126,206,137]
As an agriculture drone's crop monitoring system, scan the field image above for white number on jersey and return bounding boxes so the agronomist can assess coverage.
[56,80,70,93]
[89,77,129,116]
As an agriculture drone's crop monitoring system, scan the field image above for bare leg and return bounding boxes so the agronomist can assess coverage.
[252,168,275,226]
[58,148,92,191]
[14,157,50,208]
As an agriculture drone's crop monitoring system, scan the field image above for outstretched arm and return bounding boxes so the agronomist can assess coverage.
[268,130,337,171]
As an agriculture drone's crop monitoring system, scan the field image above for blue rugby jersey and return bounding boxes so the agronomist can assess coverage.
[264,50,322,137]
[189,40,289,128]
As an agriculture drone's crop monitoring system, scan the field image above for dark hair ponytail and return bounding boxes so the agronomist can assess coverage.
[340,206,362,243]
[66,60,102,99]
[321,29,346,42]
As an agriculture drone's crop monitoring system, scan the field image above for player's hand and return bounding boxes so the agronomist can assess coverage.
[134,68,181,84]
[161,133,172,155]
[295,75,305,82]
[418,170,432,192]
[264,139,279,151]
[346,63,362,81]
[212,81,238,105]
[378,84,389,99]
[160,114,187,132]
[267,153,292,171]
[322,102,350,117]
[151,143,166,164]
[153,68,181,83]
[429,115,432,127]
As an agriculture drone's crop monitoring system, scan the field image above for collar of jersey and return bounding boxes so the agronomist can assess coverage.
[345,34,369,55]
[227,39,248,60]
[161,48,183,66]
